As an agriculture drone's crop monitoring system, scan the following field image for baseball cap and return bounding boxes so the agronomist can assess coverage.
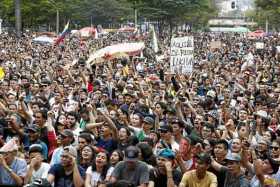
[226,153,241,162]
[60,129,74,138]
[206,90,216,98]
[63,146,77,158]
[157,148,175,160]
[29,144,43,154]
[124,146,139,161]
[196,152,211,164]
[158,124,173,133]
[27,125,40,133]
[143,116,154,125]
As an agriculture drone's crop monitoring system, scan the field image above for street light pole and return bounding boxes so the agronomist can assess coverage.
[56,10,59,34]
[48,0,59,34]
[15,0,22,37]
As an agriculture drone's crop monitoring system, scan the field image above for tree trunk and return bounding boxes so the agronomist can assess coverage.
[15,0,21,37]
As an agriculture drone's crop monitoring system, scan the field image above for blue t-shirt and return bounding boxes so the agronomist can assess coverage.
[96,137,117,154]
[0,158,27,186]
[48,164,85,187]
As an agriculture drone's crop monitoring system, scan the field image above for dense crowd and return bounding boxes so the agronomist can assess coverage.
[0,30,280,187]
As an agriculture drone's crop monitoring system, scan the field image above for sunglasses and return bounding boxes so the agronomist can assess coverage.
[270,146,280,151]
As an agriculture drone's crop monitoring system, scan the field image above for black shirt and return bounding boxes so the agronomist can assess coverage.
[149,168,182,187]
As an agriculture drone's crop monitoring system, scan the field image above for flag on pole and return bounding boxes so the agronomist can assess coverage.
[150,24,159,53]
[54,21,70,45]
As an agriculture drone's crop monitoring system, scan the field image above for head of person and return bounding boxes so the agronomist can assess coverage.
[137,142,156,166]
[226,153,242,176]
[27,125,40,142]
[179,137,192,160]
[59,129,74,146]
[156,148,175,171]
[60,146,77,169]
[201,123,214,139]
[130,113,142,128]
[193,114,204,132]
[238,109,248,122]
[100,123,113,138]
[142,116,154,132]
[171,119,184,136]
[118,127,131,142]
[91,151,110,180]
[257,138,269,153]
[66,111,78,129]
[261,155,280,175]
[214,139,229,161]
[158,123,173,141]
[81,145,95,163]
[195,152,211,175]
[34,110,47,127]
[237,122,249,139]
[0,138,18,165]
[110,149,124,166]
[270,140,280,159]
[78,133,93,151]
[29,144,44,166]
[124,146,140,169]
[231,138,242,153]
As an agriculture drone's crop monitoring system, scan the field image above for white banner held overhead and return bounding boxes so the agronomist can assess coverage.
[170,36,194,74]
[255,42,264,49]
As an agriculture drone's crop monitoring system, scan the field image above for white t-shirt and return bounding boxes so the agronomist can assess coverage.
[28,162,50,183]
[86,166,114,187]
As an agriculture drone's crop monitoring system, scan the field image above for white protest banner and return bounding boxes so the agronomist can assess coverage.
[255,42,264,49]
[170,36,194,74]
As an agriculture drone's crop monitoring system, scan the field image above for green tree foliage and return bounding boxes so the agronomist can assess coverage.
[255,0,280,30]
[0,0,215,31]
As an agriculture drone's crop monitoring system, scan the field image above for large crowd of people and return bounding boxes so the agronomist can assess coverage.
[0,29,280,187]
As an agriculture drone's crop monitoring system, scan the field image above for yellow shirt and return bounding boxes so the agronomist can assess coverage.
[180,170,217,187]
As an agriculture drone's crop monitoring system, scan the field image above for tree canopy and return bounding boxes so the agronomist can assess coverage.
[0,0,216,31]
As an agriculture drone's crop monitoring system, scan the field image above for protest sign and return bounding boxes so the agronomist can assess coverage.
[276,46,280,53]
[255,42,264,49]
[170,36,194,74]
[210,41,222,49]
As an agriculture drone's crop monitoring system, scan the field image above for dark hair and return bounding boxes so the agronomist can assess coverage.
[67,111,78,121]
[111,149,124,164]
[91,151,110,180]
[137,142,157,166]
[35,109,48,120]
[119,127,131,137]
[215,139,229,150]
[81,145,95,163]
[78,133,93,144]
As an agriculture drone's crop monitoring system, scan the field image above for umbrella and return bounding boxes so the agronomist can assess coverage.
[32,36,54,44]
[87,42,145,64]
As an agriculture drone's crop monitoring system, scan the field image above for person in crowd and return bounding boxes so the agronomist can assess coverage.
[85,151,113,187]
[24,144,50,184]
[47,146,85,187]
[179,152,217,187]
[110,146,150,187]
[0,138,27,186]
[149,148,182,187]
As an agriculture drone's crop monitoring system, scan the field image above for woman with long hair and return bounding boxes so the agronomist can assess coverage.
[80,145,95,170]
[85,151,113,187]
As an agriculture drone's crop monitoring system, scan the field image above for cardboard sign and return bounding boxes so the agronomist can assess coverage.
[255,42,264,49]
[210,41,222,49]
[170,36,194,74]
